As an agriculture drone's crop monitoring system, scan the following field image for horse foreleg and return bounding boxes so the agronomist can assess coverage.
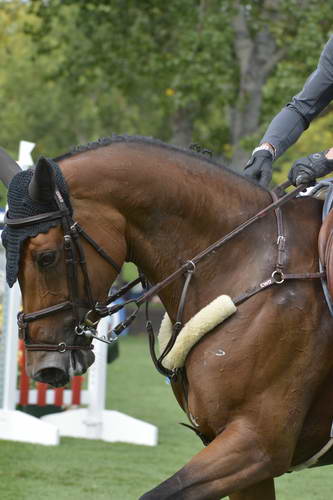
[228,478,276,500]
[140,420,284,500]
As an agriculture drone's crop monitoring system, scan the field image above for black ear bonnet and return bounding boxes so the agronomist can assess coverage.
[1,158,72,287]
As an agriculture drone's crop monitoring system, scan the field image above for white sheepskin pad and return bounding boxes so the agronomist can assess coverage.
[158,295,237,370]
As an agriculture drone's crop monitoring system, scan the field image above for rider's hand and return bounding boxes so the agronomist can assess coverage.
[244,147,274,187]
[288,151,333,186]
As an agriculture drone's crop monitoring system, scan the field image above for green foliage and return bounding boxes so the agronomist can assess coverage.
[31,0,236,103]
[1,0,333,204]
[24,0,333,155]
[0,1,84,156]
[26,0,236,152]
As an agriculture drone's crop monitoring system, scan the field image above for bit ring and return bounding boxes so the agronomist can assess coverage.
[272,270,285,284]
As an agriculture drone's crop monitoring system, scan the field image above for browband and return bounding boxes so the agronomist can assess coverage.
[4,210,64,228]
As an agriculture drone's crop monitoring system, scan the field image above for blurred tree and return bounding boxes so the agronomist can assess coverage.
[27,0,235,156]
[227,0,333,168]
[27,0,333,169]
[0,0,333,199]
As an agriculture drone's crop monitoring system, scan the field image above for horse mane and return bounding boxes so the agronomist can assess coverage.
[54,134,221,166]
[54,134,267,191]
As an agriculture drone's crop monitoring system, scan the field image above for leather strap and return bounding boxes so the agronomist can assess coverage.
[233,272,325,306]
[72,222,121,273]
[271,191,286,270]
[4,210,64,227]
[284,272,325,279]
[26,342,94,352]
[143,183,325,378]
[133,183,308,309]
[19,301,73,323]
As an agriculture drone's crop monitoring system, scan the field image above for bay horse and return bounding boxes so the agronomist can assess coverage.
[1,136,333,500]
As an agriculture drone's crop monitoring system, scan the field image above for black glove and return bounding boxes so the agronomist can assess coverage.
[244,150,273,187]
[288,151,333,186]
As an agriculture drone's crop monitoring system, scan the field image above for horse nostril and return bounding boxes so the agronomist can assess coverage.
[34,368,69,388]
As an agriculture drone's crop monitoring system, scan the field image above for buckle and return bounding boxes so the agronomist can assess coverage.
[83,309,99,328]
[17,312,27,340]
[58,342,67,353]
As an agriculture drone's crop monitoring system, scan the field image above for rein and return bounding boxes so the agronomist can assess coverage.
[6,180,324,374]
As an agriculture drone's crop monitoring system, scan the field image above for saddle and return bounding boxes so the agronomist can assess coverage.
[316,181,333,314]
[319,211,333,299]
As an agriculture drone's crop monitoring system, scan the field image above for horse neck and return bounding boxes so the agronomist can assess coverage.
[62,145,273,317]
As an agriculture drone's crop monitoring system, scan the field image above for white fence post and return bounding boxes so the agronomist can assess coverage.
[43,316,158,446]
[2,282,21,410]
[84,320,108,439]
[0,141,59,445]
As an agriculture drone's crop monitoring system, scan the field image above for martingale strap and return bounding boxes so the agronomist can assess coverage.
[127,182,326,378]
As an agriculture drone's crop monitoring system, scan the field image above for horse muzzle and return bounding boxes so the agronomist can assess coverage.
[26,347,95,388]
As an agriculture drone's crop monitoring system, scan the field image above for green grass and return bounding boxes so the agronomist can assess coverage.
[0,334,332,500]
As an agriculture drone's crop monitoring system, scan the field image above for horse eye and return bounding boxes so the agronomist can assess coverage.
[37,252,57,268]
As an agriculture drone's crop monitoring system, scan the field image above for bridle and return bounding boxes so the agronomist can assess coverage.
[5,181,325,378]
[5,189,121,353]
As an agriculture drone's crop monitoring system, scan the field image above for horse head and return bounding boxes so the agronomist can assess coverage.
[1,153,123,387]
[18,225,97,388]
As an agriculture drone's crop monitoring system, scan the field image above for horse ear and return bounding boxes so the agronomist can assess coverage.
[28,157,56,203]
[0,147,22,187]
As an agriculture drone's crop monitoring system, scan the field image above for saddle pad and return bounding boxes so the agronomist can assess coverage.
[158,295,236,371]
